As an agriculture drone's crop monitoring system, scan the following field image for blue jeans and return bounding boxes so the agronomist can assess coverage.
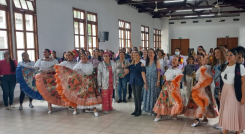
[117,77,128,100]
[1,75,16,106]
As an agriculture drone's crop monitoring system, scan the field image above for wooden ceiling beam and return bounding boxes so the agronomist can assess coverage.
[118,0,166,5]
[139,4,245,13]
[163,10,245,17]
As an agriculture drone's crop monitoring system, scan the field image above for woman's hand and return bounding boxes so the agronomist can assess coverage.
[144,84,148,91]
[241,97,245,105]
[156,82,160,87]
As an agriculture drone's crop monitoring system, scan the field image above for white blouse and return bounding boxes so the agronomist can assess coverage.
[164,67,182,81]
[140,59,146,66]
[18,61,35,68]
[34,59,59,71]
[73,62,94,75]
[221,64,245,84]
[59,61,77,69]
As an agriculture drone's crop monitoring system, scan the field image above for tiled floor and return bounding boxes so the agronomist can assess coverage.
[0,99,228,134]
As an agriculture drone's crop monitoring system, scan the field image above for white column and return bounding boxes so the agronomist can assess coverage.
[239,13,245,47]
[161,18,169,53]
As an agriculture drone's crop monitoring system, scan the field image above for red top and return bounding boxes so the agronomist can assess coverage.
[0,59,17,76]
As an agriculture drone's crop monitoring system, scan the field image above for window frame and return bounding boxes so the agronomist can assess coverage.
[87,11,98,55]
[73,8,86,51]
[12,0,38,62]
[154,29,161,50]
[141,25,149,50]
[119,19,131,49]
[0,0,13,58]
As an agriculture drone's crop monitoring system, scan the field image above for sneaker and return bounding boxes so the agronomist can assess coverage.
[215,126,222,129]
[154,117,162,122]
[103,111,109,114]
[213,123,218,127]
[9,105,15,108]
[5,107,10,110]
[128,96,132,100]
[73,111,77,115]
[48,110,52,114]
[123,99,127,103]
[113,99,116,102]
[94,112,99,117]
[19,105,23,110]
[200,120,208,124]
[191,120,200,127]
[29,103,34,108]
[85,109,94,113]
[117,99,122,103]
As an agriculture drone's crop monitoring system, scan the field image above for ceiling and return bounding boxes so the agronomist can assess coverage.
[117,0,245,20]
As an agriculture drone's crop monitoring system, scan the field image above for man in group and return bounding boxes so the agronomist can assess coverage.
[116,48,130,60]
[168,48,187,71]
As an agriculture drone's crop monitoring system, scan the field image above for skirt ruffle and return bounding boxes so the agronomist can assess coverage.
[35,70,66,106]
[16,65,44,100]
[54,65,102,108]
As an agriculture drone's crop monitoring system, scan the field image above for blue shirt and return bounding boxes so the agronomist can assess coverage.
[128,62,146,86]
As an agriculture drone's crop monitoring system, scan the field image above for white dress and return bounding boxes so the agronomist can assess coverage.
[165,67,182,81]
[34,59,59,71]
[59,61,77,70]
[73,62,94,75]
[18,61,35,68]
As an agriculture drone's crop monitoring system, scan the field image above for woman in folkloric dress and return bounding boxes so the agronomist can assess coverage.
[55,52,101,116]
[184,53,218,127]
[142,48,161,116]
[18,52,35,110]
[35,49,66,114]
[55,51,77,114]
[153,56,183,122]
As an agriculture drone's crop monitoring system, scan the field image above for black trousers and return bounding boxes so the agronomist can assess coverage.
[215,98,220,111]
[128,84,132,98]
[19,90,33,104]
[131,85,143,113]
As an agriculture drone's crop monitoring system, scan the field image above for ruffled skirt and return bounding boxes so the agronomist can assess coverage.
[55,65,102,108]
[16,65,44,100]
[153,74,184,115]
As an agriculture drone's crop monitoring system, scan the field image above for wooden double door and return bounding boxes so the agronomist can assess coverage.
[217,37,238,50]
[171,39,189,55]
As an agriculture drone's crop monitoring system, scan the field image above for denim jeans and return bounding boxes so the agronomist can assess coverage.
[117,77,128,100]
[0,75,16,106]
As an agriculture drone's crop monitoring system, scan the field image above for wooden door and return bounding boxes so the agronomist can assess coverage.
[180,39,189,55]
[217,37,238,49]
[227,37,238,50]
[171,39,180,55]
[217,38,227,47]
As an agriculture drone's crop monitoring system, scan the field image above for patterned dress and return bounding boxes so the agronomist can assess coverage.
[142,62,161,114]
[153,67,183,115]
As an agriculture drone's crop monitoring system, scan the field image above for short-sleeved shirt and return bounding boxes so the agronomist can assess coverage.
[221,64,245,84]
[128,62,146,86]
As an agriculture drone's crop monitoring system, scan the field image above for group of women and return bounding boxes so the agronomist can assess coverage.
[0,45,245,134]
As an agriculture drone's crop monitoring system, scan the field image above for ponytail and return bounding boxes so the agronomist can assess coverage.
[9,58,16,72]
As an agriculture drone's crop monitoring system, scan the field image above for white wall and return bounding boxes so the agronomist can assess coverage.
[169,17,240,52]
[161,18,169,53]
[239,13,245,47]
[36,0,162,57]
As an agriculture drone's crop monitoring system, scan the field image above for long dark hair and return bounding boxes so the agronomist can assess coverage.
[5,51,16,72]
[52,50,57,59]
[44,49,51,55]
[146,48,158,67]
[61,52,66,62]
[94,49,102,61]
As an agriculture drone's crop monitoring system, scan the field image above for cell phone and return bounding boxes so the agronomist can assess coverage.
[119,74,122,77]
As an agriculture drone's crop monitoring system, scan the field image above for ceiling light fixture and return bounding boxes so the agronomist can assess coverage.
[200,14,215,17]
[176,9,193,12]
[194,8,212,11]
[164,0,184,3]
[184,15,198,18]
